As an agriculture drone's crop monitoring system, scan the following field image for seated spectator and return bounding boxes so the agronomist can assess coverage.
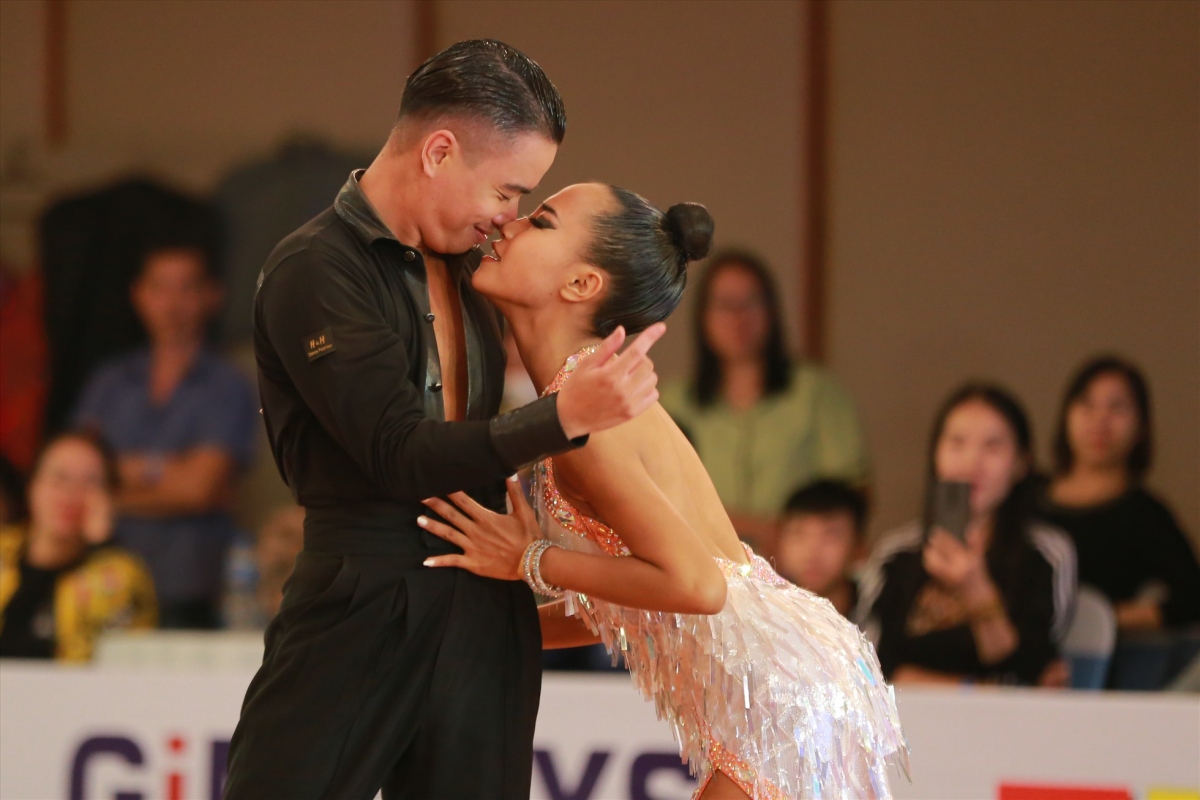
[1039,356,1200,633]
[0,431,156,661]
[856,384,1076,686]
[775,480,867,618]
[73,246,258,629]
[660,250,868,549]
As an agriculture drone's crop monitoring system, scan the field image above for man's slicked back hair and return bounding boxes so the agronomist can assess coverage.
[399,39,566,143]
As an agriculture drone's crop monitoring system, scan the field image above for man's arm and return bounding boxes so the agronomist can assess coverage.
[259,249,661,502]
[116,447,236,517]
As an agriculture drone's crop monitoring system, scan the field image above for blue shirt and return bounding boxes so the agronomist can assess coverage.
[73,349,258,604]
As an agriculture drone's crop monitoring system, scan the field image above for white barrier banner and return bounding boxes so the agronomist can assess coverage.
[0,663,1197,800]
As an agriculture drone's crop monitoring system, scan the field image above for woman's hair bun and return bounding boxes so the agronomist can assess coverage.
[664,202,714,263]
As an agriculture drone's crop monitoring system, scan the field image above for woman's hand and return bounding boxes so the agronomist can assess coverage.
[923,527,995,607]
[419,477,539,582]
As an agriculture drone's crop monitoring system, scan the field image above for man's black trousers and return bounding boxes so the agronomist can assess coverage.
[222,523,542,800]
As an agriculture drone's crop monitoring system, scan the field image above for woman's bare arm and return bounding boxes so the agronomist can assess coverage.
[420,423,728,616]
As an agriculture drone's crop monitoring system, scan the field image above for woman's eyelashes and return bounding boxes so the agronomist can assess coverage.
[529,215,553,230]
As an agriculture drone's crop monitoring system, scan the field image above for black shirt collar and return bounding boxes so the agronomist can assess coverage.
[334,169,399,246]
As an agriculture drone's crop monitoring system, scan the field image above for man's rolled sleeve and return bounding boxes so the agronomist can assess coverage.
[488,393,587,471]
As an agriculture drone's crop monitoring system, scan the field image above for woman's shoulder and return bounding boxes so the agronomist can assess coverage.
[657,378,697,418]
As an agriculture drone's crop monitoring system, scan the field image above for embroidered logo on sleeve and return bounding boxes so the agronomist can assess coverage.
[305,328,336,361]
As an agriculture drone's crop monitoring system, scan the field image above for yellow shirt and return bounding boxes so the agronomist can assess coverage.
[660,364,868,517]
[0,526,157,661]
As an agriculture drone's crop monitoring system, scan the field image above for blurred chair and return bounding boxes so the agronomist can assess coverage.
[1111,625,1200,691]
[1060,585,1116,690]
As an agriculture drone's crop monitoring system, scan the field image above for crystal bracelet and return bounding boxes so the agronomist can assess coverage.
[521,539,564,598]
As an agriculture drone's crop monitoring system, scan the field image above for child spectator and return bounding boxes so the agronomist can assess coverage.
[0,431,156,661]
[857,384,1076,686]
[73,246,258,629]
[775,480,867,618]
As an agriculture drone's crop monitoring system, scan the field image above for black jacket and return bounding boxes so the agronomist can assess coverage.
[255,172,580,532]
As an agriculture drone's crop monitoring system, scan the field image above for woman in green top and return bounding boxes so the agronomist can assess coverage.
[660,250,868,548]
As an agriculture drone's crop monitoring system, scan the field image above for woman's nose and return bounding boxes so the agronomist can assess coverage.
[499,218,527,240]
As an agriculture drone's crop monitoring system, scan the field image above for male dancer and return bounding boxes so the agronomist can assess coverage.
[223,40,664,799]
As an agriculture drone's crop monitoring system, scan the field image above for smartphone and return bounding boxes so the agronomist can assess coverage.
[929,480,971,542]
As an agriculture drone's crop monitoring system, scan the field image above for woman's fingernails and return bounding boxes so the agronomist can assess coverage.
[417,516,428,527]
[423,558,436,567]
[509,474,519,483]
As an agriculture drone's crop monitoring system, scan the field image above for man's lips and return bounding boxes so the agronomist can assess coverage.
[473,225,492,243]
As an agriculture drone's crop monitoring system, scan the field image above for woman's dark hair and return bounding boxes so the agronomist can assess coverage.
[399,39,566,143]
[690,250,792,407]
[31,430,121,494]
[1052,355,1152,480]
[587,187,713,337]
[921,383,1038,595]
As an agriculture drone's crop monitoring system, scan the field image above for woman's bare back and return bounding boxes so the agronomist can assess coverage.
[555,403,749,565]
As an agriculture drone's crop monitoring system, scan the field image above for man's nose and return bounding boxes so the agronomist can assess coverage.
[493,205,520,228]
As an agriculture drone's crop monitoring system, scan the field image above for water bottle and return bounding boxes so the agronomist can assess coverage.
[222,531,261,630]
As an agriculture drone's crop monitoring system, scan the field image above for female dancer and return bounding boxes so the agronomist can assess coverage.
[420,183,908,799]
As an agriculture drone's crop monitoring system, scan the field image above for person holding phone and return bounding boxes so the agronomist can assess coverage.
[855,384,1076,686]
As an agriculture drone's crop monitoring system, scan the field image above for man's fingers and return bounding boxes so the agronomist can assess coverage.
[625,357,656,388]
[623,322,666,360]
[589,325,626,368]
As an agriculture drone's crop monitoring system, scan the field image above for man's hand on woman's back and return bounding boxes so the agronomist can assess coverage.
[555,323,666,440]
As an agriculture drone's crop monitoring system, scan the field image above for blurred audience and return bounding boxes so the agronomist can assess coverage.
[856,384,1076,686]
[40,178,218,432]
[72,246,258,630]
[775,480,867,618]
[0,431,156,661]
[1038,356,1200,633]
[660,250,868,548]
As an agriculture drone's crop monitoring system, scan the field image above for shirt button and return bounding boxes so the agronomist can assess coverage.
[425,313,435,323]
[430,382,443,392]
[404,250,416,262]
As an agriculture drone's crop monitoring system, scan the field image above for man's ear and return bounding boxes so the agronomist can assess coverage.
[559,268,606,304]
[420,129,459,177]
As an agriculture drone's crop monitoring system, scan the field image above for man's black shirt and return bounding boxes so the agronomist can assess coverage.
[254,171,579,522]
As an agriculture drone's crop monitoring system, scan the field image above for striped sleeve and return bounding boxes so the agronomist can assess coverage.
[1028,522,1079,644]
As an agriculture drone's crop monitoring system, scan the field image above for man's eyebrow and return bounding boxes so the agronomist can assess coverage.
[503,183,534,195]
[539,203,559,218]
